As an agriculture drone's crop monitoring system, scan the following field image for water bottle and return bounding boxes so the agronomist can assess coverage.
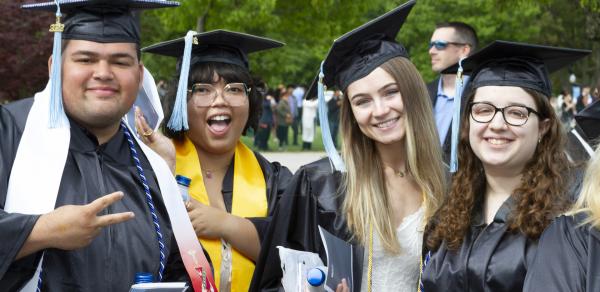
[133,272,154,284]
[306,266,327,292]
[175,175,191,202]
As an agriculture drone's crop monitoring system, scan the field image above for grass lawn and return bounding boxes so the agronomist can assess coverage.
[241,125,339,152]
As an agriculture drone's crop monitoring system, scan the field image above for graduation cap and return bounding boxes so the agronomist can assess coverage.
[144,29,283,70]
[575,99,600,148]
[143,29,284,131]
[304,0,414,100]
[441,40,591,172]
[443,40,591,97]
[22,0,179,44]
[303,0,415,171]
[21,0,179,128]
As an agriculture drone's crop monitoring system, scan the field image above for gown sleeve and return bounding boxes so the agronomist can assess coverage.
[249,158,351,292]
[248,153,293,242]
[523,215,588,292]
[0,100,42,281]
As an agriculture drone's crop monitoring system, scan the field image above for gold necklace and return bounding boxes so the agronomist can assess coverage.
[385,164,407,177]
[202,166,228,179]
[393,168,406,177]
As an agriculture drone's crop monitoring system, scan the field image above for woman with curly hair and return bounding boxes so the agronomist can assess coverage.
[420,41,590,292]
[523,101,600,292]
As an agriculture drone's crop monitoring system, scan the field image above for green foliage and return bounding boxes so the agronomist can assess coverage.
[138,0,599,94]
[581,0,600,12]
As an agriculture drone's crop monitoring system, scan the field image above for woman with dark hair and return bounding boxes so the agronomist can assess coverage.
[252,2,446,291]
[139,30,292,292]
[421,41,590,292]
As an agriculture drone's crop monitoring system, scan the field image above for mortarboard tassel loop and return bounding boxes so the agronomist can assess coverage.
[167,30,197,131]
[449,57,466,173]
[317,62,346,172]
[48,1,68,128]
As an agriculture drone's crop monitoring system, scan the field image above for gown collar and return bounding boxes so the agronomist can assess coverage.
[472,195,515,227]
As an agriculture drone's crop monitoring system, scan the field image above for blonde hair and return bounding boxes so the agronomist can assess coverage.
[568,146,600,226]
[340,57,446,253]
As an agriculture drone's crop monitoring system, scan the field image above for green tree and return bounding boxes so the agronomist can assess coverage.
[7,0,596,102]
[141,0,395,89]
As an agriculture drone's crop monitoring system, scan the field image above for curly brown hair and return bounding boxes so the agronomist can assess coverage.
[426,88,571,251]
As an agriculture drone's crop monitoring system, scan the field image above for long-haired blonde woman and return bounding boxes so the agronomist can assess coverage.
[523,101,600,292]
[251,1,446,291]
[421,41,590,292]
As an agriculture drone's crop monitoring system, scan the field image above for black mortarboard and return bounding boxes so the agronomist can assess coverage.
[443,40,591,97]
[143,29,284,70]
[304,0,414,100]
[306,0,415,171]
[575,99,600,146]
[22,0,179,44]
[21,0,179,128]
[143,29,284,131]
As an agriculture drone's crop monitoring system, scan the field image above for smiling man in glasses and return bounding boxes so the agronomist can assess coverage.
[427,21,478,163]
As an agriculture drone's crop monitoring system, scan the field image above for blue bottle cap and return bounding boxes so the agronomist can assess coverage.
[307,267,326,286]
[134,272,154,284]
[175,175,191,187]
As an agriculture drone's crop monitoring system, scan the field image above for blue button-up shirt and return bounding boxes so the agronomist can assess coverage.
[434,76,469,145]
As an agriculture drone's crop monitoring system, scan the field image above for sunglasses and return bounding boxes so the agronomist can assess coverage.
[429,40,469,50]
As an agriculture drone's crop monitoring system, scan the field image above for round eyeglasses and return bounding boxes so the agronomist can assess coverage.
[428,40,469,50]
[469,102,540,126]
[188,83,250,107]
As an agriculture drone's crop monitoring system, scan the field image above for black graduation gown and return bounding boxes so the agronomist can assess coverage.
[0,98,188,291]
[249,158,365,292]
[422,197,537,292]
[523,214,600,292]
[566,125,592,164]
[219,151,292,242]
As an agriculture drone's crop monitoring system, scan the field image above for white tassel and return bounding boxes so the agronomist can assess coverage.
[317,62,346,172]
[167,30,197,131]
[48,3,68,128]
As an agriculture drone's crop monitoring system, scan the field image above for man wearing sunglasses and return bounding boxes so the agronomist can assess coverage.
[427,21,478,163]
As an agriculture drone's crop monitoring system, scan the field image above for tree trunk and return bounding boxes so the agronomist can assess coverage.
[196,13,206,32]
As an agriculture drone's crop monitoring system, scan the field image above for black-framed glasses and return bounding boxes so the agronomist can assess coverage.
[469,102,540,126]
[188,83,250,107]
[429,40,469,50]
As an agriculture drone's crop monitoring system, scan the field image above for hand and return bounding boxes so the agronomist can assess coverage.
[38,192,135,251]
[135,106,176,173]
[335,278,350,292]
[186,199,230,239]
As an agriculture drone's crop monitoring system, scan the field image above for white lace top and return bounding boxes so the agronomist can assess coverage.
[360,206,424,292]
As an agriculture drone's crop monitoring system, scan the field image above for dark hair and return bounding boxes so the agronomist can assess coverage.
[161,62,261,140]
[436,21,478,52]
[61,39,141,60]
[426,88,571,251]
[253,76,268,98]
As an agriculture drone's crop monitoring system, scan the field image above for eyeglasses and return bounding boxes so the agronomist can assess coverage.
[469,102,540,126]
[188,83,250,107]
[428,40,469,50]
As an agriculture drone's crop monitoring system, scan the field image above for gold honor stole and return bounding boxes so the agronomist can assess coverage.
[174,136,267,292]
